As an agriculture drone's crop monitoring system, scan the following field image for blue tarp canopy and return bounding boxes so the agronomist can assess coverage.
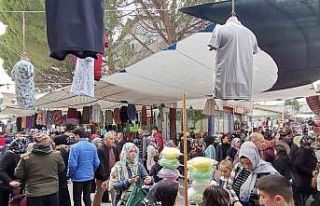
[180,0,320,90]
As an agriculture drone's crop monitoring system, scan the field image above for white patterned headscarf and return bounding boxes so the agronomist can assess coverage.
[238,142,279,203]
[118,142,139,179]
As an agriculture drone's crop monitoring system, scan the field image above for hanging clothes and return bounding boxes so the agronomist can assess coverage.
[67,108,79,125]
[169,108,177,140]
[77,111,82,124]
[70,57,95,97]
[113,108,121,125]
[150,106,154,127]
[31,115,37,128]
[46,111,54,125]
[127,104,137,122]
[141,106,147,126]
[11,60,35,108]
[105,110,114,125]
[53,110,63,125]
[91,104,101,123]
[209,16,258,100]
[26,116,33,129]
[21,117,26,129]
[16,117,22,132]
[45,0,105,60]
[36,112,45,125]
[82,106,92,124]
[203,99,216,116]
[120,106,128,124]
[99,111,104,126]
[94,54,103,81]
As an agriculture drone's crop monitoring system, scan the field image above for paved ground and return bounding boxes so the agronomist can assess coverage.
[68,180,189,206]
[68,182,111,206]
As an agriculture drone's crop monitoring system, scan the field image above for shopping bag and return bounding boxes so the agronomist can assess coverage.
[9,194,27,206]
[125,184,149,206]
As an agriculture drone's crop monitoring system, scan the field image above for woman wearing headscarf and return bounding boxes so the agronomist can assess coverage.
[226,141,279,206]
[92,137,102,148]
[146,136,158,172]
[226,137,241,162]
[139,180,179,206]
[204,136,216,160]
[109,142,152,205]
[0,137,29,206]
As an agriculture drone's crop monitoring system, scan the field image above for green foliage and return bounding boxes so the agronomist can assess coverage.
[187,109,207,128]
[0,1,75,91]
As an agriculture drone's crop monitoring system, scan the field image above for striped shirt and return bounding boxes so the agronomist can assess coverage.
[232,169,251,196]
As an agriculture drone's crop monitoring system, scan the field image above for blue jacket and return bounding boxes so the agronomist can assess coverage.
[68,139,100,182]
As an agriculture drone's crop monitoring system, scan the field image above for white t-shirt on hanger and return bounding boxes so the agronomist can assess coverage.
[209,16,259,100]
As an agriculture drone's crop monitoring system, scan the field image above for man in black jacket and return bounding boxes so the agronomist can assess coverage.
[93,131,120,206]
[292,137,317,206]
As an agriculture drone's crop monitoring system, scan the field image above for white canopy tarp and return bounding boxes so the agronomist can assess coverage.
[36,81,178,109]
[0,106,36,118]
[105,25,278,101]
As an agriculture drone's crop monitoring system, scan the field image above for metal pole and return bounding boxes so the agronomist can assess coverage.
[182,94,189,206]
[22,11,25,52]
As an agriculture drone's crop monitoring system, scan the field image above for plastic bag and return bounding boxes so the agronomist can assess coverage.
[159,158,181,170]
[190,168,213,180]
[188,157,216,171]
[157,168,180,181]
[9,194,27,206]
[161,147,181,159]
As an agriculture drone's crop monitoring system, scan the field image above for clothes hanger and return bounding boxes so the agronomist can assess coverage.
[20,52,30,62]
[231,0,237,17]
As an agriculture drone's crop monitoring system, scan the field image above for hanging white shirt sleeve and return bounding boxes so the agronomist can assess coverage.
[208,25,221,50]
[253,35,259,54]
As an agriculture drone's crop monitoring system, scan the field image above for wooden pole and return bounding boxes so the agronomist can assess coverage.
[182,94,189,206]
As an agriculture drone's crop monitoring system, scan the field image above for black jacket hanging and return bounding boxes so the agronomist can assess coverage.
[45,0,105,60]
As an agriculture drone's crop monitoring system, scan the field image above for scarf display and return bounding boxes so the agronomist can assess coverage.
[141,106,147,126]
[53,110,63,125]
[120,106,128,124]
[114,108,121,125]
[36,112,45,125]
[127,104,137,122]
[91,104,102,123]
[45,111,54,125]
[105,110,114,125]
[66,108,79,125]
[169,108,177,141]
[82,106,92,124]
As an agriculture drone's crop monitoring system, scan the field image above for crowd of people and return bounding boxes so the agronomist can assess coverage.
[0,121,319,206]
